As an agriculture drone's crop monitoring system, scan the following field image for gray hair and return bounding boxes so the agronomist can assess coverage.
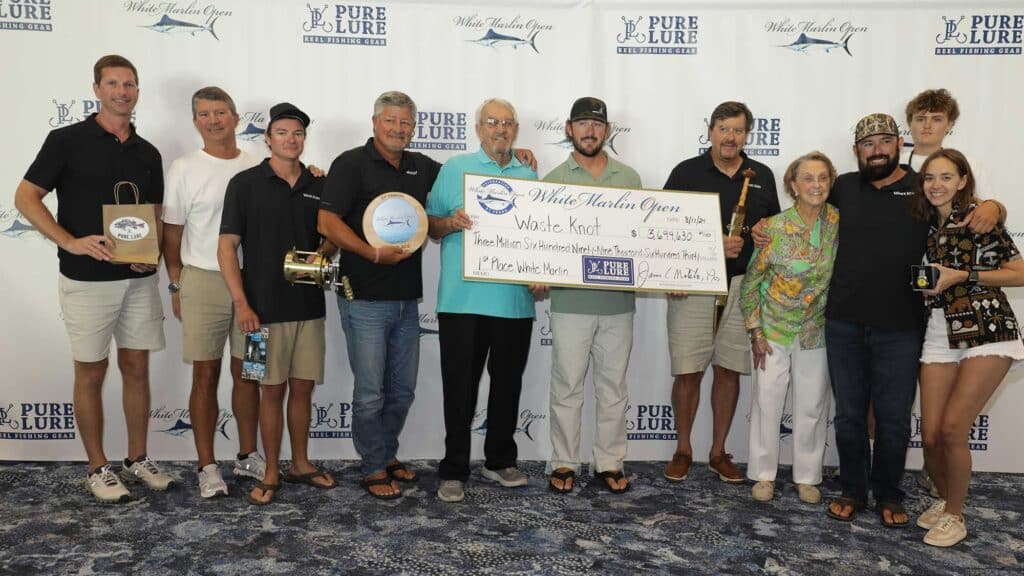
[475,98,518,125]
[373,91,417,119]
[191,86,237,119]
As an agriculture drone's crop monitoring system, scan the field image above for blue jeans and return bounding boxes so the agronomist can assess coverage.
[826,319,921,505]
[339,298,420,477]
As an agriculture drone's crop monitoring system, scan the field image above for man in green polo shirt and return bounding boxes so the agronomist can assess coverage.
[544,97,641,495]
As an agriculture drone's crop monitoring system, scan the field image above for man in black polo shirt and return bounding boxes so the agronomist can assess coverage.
[318,91,439,499]
[661,101,780,484]
[824,114,1003,526]
[15,54,172,503]
[218,103,337,505]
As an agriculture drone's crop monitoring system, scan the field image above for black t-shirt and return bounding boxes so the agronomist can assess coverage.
[826,167,928,331]
[319,138,441,300]
[220,160,325,324]
[24,114,163,281]
[663,152,780,279]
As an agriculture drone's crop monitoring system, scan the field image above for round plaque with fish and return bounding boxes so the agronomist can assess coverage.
[362,192,428,252]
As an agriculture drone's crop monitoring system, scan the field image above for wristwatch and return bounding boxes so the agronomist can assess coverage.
[168,282,181,294]
[967,270,980,285]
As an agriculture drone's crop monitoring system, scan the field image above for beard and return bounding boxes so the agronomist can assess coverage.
[858,152,900,181]
[572,136,604,158]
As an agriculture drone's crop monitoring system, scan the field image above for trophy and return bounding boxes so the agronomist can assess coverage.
[714,168,756,336]
[283,249,354,301]
[362,192,429,252]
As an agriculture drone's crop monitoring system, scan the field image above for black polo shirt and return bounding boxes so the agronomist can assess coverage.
[826,167,928,331]
[24,114,163,281]
[319,138,441,300]
[220,160,325,324]
[663,151,780,279]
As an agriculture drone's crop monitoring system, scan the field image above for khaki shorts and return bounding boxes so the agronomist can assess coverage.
[180,265,242,362]
[58,274,165,362]
[244,318,326,385]
[667,275,750,376]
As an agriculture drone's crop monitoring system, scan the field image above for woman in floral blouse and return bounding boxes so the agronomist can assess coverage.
[740,151,839,505]
[910,148,1024,548]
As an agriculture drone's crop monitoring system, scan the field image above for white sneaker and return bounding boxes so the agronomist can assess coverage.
[924,513,967,547]
[198,463,228,499]
[86,464,130,503]
[751,480,774,501]
[120,456,174,490]
[481,467,528,487]
[233,452,266,480]
[917,498,947,530]
[437,480,465,502]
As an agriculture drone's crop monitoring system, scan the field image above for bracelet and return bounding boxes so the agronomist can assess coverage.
[373,246,380,264]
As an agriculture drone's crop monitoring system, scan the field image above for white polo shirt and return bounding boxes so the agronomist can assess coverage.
[162,148,261,270]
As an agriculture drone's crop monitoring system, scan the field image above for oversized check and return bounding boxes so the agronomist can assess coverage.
[462,174,728,294]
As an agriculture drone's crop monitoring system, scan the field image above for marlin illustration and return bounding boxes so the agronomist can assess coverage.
[549,132,623,156]
[384,217,411,227]
[779,32,853,56]
[237,123,266,141]
[468,28,540,53]
[114,219,145,230]
[159,418,231,440]
[476,193,516,208]
[141,15,220,40]
[1,219,36,237]
[418,325,440,337]
[472,417,537,441]
[780,421,793,437]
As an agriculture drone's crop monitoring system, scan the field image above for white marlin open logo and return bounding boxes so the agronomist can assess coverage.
[454,13,552,53]
[766,17,868,56]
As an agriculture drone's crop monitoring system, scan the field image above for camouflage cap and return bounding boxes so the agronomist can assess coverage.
[854,113,899,143]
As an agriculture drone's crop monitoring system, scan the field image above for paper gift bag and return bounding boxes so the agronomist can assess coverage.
[102,181,160,265]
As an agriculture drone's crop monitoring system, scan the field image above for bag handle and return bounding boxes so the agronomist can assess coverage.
[112,181,141,205]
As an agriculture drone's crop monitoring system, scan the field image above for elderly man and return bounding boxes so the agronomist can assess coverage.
[662,101,780,484]
[543,97,642,495]
[15,54,172,502]
[162,87,266,498]
[426,98,540,503]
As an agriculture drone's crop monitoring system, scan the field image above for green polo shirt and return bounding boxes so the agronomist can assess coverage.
[543,153,642,315]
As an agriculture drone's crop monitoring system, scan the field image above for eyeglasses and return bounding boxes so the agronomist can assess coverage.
[482,118,517,128]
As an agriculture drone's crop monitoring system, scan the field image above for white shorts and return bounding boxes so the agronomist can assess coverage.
[920,308,1024,364]
[58,274,166,362]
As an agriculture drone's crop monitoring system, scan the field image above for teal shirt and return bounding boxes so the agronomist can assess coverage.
[426,148,538,318]
[543,153,642,315]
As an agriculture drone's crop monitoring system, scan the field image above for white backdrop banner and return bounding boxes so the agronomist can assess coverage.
[1,0,1023,473]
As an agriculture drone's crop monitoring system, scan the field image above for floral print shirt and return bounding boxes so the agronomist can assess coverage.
[740,204,839,349]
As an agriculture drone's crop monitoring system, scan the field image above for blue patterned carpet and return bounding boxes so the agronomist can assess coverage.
[0,460,1020,575]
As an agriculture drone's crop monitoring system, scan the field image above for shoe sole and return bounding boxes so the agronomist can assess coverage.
[233,468,264,480]
[663,471,687,482]
[709,466,745,483]
[92,492,131,504]
[437,490,464,503]
[917,517,939,530]
[480,470,528,488]
[201,488,229,499]
[924,532,966,547]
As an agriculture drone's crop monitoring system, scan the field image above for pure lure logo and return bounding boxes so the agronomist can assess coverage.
[626,404,677,440]
[935,15,1023,55]
[0,402,76,440]
[454,13,552,53]
[698,116,782,157]
[616,15,698,55]
[310,402,352,438]
[766,18,868,56]
[910,412,991,451]
[126,1,233,40]
[0,0,53,32]
[49,99,135,128]
[303,3,387,46]
[536,306,552,346]
[409,111,467,151]
[534,117,630,156]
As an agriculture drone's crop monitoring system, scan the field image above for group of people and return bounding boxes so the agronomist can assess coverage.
[14,55,1019,548]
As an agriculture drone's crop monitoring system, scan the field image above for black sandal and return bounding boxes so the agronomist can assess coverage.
[826,496,865,522]
[595,470,630,494]
[877,500,909,528]
[360,475,401,500]
[385,461,418,483]
[549,469,575,494]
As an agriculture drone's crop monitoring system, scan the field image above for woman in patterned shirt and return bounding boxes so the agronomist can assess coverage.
[740,151,839,505]
[911,148,1024,547]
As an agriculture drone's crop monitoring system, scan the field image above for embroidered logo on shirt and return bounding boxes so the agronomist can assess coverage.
[405,170,419,175]
[303,193,321,200]
[892,190,914,196]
